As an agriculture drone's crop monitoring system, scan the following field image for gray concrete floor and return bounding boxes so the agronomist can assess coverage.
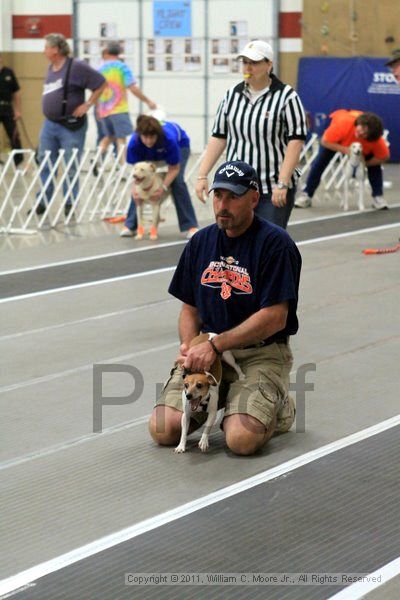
[0,162,399,597]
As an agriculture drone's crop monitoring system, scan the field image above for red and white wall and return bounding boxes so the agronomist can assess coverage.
[280,0,303,53]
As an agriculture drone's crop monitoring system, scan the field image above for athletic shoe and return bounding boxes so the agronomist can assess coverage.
[64,204,73,217]
[294,192,312,208]
[120,227,136,237]
[274,395,296,434]
[186,227,199,239]
[27,203,47,216]
[371,196,388,210]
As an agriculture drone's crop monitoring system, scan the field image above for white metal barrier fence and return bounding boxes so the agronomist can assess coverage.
[297,129,390,207]
[0,145,205,236]
[0,132,389,235]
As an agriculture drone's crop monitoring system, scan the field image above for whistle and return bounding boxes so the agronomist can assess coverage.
[243,73,251,79]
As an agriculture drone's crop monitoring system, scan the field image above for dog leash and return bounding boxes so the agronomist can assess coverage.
[362,240,400,255]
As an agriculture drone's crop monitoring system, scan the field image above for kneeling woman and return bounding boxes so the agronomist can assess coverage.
[120,115,198,239]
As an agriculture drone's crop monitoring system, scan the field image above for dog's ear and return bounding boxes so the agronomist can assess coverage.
[182,368,191,379]
[150,163,156,172]
[206,373,218,386]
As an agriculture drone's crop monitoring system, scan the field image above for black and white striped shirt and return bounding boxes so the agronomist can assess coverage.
[212,74,307,193]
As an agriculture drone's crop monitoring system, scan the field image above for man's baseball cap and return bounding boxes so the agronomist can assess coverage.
[237,40,274,62]
[209,161,259,196]
[385,48,400,66]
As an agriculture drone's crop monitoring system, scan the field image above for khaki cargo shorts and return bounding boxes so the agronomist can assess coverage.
[157,342,295,431]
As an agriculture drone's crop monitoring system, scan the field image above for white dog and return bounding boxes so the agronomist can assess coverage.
[343,142,365,211]
[175,333,245,454]
[132,161,168,240]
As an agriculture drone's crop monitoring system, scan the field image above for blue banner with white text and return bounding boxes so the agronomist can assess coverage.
[297,57,400,161]
[153,1,191,37]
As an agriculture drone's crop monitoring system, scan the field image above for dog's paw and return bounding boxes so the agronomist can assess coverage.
[149,227,158,241]
[174,445,186,453]
[198,438,209,453]
[135,226,145,240]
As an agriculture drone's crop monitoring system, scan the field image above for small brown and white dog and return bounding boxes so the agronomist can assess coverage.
[132,161,168,240]
[175,333,245,453]
[343,142,365,211]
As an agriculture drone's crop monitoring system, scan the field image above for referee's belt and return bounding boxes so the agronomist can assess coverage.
[243,336,288,350]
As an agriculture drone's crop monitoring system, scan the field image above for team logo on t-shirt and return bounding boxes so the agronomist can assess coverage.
[200,255,253,300]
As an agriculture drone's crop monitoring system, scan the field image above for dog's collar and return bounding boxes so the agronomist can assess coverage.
[200,393,211,411]
[141,184,154,192]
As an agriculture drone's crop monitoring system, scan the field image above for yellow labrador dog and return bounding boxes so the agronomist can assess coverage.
[132,161,168,240]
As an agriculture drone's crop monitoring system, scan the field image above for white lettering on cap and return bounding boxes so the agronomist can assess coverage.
[218,164,245,176]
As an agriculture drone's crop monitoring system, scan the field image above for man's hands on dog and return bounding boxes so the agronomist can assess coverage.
[177,341,215,373]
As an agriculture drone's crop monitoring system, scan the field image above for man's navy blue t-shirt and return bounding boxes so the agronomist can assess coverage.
[168,216,302,341]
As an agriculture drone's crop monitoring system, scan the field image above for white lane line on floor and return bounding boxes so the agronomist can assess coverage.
[0,240,186,276]
[0,341,177,395]
[290,201,400,226]
[0,354,291,469]
[0,266,175,304]
[1,221,399,305]
[298,221,400,246]
[329,555,400,600]
[0,414,151,472]
[0,415,399,597]
[2,203,400,276]
[0,299,174,342]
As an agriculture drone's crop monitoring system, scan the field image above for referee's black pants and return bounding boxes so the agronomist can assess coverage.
[256,187,296,230]
[0,112,23,166]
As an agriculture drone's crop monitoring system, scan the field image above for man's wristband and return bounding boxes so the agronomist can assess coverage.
[208,338,222,357]
[197,175,208,180]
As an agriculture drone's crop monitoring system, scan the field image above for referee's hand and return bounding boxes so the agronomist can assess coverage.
[195,179,209,204]
[272,186,288,208]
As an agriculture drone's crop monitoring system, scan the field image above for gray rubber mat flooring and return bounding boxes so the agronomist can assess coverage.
[2,206,399,299]
[14,425,400,600]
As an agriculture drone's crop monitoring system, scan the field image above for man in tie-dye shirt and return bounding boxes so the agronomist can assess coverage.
[96,41,156,162]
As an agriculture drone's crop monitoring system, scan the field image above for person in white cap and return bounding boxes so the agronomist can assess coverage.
[195,40,307,229]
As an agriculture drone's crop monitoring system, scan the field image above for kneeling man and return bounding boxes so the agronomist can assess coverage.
[149,160,302,455]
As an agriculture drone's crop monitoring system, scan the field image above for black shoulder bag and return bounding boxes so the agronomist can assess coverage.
[58,58,87,131]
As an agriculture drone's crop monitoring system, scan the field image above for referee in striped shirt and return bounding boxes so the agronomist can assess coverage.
[196,40,307,229]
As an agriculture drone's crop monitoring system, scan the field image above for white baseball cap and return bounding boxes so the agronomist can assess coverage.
[237,40,274,62]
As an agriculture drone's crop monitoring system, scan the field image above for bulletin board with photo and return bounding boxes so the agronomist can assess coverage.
[210,20,249,74]
[146,37,203,73]
[80,23,136,70]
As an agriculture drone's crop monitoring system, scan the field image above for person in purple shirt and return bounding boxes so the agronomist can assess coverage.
[33,33,106,216]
